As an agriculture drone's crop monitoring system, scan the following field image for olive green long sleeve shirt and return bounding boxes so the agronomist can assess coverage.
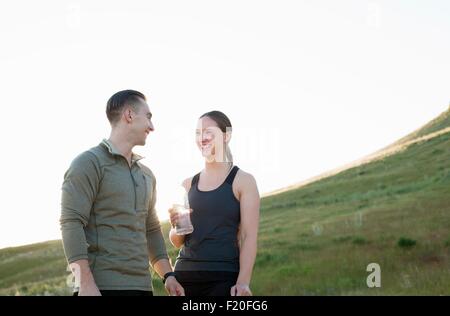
[60,139,168,291]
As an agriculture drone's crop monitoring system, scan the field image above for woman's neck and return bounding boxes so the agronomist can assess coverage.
[203,160,233,175]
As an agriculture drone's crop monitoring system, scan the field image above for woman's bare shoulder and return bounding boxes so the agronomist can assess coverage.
[182,176,194,192]
[235,168,257,188]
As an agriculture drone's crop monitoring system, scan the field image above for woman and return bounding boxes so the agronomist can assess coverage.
[168,110,260,296]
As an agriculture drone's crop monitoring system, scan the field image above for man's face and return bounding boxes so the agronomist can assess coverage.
[129,99,154,146]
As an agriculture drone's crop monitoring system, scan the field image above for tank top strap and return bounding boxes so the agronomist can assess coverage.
[191,173,201,187]
[225,166,239,185]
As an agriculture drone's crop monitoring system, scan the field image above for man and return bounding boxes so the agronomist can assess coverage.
[60,90,184,296]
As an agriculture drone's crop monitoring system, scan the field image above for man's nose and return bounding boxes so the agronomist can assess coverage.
[149,121,155,132]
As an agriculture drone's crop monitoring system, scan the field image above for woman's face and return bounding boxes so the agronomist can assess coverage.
[196,116,226,161]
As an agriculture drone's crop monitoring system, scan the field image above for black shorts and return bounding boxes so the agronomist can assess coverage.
[73,290,153,296]
[175,271,239,296]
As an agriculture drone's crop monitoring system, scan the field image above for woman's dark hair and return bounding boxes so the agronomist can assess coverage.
[199,110,233,162]
[106,89,146,124]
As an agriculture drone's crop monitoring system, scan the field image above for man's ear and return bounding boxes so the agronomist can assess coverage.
[124,108,133,123]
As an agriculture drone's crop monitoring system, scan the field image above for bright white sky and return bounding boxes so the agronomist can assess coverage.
[0,0,449,249]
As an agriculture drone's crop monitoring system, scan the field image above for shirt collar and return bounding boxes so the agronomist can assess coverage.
[101,139,144,164]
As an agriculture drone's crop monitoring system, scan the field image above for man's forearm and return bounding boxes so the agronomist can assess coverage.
[152,258,174,279]
[60,220,89,263]
[147,229,169,265]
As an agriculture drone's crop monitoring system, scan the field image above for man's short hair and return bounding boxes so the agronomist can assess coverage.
[106,90,146,124]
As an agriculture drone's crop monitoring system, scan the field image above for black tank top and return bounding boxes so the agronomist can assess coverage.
[174,166,241,272]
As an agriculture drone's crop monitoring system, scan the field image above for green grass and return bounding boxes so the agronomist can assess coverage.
[1,109,449,295]
[393,107,450,145]
[0,241,70,295]
[397,237,417,248]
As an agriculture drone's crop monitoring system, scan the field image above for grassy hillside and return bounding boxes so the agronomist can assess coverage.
[0,241,69,295]
[1,108,449,295]
[251,125,450,295]
[392,106,450,146]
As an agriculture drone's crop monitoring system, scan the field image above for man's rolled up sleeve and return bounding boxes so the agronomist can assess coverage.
[60,152,100,264]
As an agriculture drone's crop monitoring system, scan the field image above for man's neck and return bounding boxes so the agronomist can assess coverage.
[108,131,134,165]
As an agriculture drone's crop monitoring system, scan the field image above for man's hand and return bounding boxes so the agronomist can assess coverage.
[70,259,101,296]
[153,259,185,296]
[78,281,101,296]
[165,276,185,296]
[230,283,252,296]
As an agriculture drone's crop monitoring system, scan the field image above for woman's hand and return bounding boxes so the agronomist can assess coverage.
[168,207,193,228]
[168,207,179,228]
[230,283,252,296]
